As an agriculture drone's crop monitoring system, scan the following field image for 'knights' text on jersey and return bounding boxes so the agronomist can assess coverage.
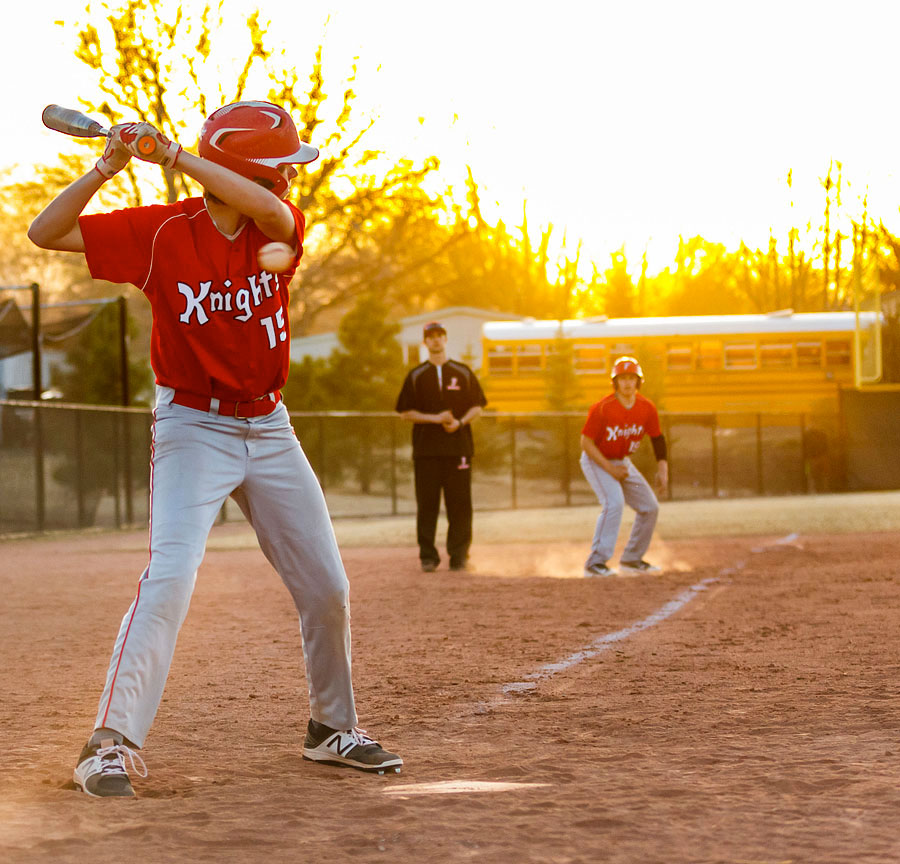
[581,392,662,459]
[79,197,305,401]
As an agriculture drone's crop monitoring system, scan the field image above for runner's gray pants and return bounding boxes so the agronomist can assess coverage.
[580,451,659,568]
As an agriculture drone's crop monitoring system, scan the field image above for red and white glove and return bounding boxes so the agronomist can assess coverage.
[117,122,182,169]
[94,130,131,180]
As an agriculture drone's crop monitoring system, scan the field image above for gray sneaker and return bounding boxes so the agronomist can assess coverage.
[73,737,147,797]
[584,562,618,578]
[302,721,402,774]
[619,559,662,575]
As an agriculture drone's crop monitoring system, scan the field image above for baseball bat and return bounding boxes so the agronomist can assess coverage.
[41,104,158,156]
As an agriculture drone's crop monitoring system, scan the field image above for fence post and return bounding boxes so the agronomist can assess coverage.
[122,412,134,525]
[33,403,46,532]
[30,283,42,399]
[756,413,764,495]
[31,284,45,532]
[112,413,122,528]
[75,409,86,527]
[390,415,398,516]
[800,413,809,494]
[318,415,326,491]
[118,297,134,524]
[664,415,673,500]
[510,416,517,509]
[117,296,130,406]
[562,414,571,506]
[711,415,719,499]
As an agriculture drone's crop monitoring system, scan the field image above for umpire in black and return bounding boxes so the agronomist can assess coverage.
[395,321,487,572]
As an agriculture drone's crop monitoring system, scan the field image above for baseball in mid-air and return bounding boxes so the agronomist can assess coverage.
[257,241,295,273]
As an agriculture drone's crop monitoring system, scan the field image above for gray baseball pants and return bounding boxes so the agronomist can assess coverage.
[579,451,659,567]
[94,386,357,747]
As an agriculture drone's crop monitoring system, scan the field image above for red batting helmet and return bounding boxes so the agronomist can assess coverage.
[611,356,644,386]
[199,101,319,198]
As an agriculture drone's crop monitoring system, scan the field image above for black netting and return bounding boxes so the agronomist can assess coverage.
[0,295,127,403]
[0,405,826,537]
[0,402,152,534]
[41,306,107,343]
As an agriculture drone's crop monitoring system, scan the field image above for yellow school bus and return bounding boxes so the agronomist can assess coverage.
[481,311,880,417]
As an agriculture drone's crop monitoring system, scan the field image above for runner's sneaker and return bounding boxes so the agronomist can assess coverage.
[584,562,618,578]
[73,736,147,797]
[302,721,403,774]
[619,559,662,575]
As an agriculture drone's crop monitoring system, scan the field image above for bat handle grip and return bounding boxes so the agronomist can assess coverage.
[137,135,157,156]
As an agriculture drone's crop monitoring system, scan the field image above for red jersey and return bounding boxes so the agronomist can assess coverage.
[79,197,305,401]
[581,392,661,459]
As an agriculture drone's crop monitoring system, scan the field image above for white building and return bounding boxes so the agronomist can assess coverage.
[290,306,528,371]
[0,350,67,400]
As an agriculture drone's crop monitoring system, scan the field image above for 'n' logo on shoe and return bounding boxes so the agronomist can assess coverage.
[327,733,357,757]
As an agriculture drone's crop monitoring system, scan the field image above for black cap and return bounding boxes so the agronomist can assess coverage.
[423,321,446,336]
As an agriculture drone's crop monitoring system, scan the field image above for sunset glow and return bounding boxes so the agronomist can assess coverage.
[7,0,899,277]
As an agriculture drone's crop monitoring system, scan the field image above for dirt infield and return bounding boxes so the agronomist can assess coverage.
[1,496,899,863]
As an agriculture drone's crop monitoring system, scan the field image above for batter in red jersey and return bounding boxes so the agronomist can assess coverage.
[28,101,401,796]
[580,356,669,577]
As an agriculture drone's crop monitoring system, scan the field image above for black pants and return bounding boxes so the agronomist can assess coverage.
[414,456,473,566]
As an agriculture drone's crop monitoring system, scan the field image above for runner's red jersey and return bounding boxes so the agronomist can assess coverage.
[79,197,305,401]
[581,392,661,459]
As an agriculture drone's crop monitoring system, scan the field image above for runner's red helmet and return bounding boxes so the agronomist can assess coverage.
[199,101,319,198]
[611,356,643,387]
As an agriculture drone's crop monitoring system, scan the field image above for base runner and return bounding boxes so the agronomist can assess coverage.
[28,101,402,796]
[579,356,669,578]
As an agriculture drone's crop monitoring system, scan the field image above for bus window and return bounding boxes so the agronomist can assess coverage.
[610,343,635,359]
[574,344,607,374]
[697,341,722,370]
[760,342,794,368]
[724,343,757,369]
[796,341,822,367]
[487,345,513,374]
[516,344,543,373]
[666,344,693,371]
[825,339,851,367]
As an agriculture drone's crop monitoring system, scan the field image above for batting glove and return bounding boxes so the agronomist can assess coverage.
[94,129,132,180]
[118,122,182,169]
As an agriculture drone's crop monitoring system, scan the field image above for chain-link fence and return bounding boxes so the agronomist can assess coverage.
[0,400,838,536]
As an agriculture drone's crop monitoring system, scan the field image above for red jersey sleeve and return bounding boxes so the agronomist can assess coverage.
[80,204,182,288]
[80,200,306,291]
[581,402,606,441]
[285,201,306,263]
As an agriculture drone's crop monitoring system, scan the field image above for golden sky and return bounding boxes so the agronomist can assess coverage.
[8,0,900,275]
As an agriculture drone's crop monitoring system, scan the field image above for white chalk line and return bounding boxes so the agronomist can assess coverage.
[404,534,802,800]
[487,533,802,703]
[500,575,720,696]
